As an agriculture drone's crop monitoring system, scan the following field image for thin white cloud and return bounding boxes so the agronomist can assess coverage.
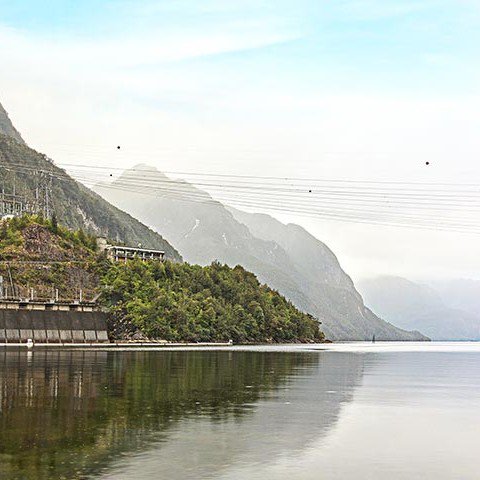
[1,3,480,282]
[0,14,299,69]
[335,0,442,21]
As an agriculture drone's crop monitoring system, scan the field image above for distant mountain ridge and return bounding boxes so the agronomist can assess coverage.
[430,278,480,314]
[358,276,480,340]
[0,102,181,260]
[94,164,427,341]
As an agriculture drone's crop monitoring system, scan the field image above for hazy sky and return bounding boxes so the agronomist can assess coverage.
[1,0,479,281]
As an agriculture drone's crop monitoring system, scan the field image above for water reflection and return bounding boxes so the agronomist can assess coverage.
[0,349,364,479]
[216,348,480,480]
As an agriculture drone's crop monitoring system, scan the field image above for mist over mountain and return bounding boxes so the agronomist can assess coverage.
[0,103,181,261]
[94,165,427,341]
[358,276,480,340]
[430,279,480,314]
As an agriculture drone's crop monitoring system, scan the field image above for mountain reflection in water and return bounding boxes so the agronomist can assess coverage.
[0,349,363,479]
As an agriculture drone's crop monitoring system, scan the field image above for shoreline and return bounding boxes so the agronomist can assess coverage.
[0,340,478,353]
[0,340,234,350]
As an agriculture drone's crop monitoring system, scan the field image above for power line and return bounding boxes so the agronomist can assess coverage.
[3,161,480,234]
[5,162,480,197]
[59,161,480,188]
[91,181,480,234]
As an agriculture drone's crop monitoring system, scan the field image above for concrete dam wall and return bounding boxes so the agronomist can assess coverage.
[0,310,109,343]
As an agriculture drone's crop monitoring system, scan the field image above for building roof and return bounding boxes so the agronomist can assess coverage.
[106,245,165,255]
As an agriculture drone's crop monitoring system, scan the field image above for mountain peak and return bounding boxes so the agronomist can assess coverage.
[0,101,25,144]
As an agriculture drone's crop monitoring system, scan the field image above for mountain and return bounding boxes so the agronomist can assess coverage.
[0,104,181,261]
[358,276,480,340]
[0,101,25,144]
[227,208,427,341]
[94,165,427,341]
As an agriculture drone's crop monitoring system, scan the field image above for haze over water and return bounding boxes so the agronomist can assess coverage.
[0,344,479,479]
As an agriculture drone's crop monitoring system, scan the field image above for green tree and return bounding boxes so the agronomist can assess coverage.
[50,212,58,234]
[101,260,324,344]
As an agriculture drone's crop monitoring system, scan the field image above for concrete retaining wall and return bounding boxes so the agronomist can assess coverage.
[0,310,109,343]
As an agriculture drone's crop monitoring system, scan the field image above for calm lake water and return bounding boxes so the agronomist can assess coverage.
[0,343,479,479]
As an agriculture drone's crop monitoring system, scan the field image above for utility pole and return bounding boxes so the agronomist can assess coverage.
[43,171,54,219]
[0,182,4,217]
[35,172,39,215]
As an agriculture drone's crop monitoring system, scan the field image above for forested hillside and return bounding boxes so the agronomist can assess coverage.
[102,260,324,343]
[0,216,322,343]
[0,215,101,301]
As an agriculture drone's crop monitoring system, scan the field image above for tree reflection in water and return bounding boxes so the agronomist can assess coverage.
[0,349,363,480]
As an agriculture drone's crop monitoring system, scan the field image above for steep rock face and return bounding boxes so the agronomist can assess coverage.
[228,208,427,341]
[358,276,480,340]
[0,105,181,260]
[94,165,427,341]
[0,102,25,144]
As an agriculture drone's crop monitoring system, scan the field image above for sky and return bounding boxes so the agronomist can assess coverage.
[0,0,479,282]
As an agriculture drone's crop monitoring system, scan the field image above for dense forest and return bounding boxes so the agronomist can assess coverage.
[102,260,324,343]
[0,216,324,343]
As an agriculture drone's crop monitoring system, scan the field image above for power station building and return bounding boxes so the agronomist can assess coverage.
[96,238,165,262]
